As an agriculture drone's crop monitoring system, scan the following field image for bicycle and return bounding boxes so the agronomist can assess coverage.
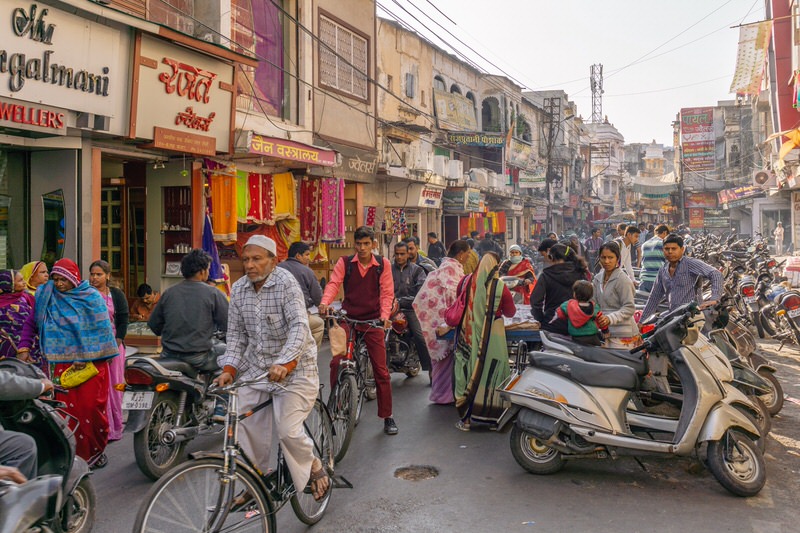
[132,373,334,533]
[326,309,383,463]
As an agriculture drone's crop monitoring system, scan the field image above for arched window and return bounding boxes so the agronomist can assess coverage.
[481,97,501,132]
[729,144,740,167]
[433,75,446,91]
[450,84,462,94]
[517,119,532,142]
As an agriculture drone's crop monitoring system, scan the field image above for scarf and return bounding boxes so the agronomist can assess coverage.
[0,270,18,306]
[20,261,46,294]
[34,280,119,363]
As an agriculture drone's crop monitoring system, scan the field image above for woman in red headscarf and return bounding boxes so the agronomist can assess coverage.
[498,245,536,304]
[18,259,119,469]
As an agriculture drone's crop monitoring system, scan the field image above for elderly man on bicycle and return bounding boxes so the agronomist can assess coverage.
[318,226,398,436]
[215,235,329,501]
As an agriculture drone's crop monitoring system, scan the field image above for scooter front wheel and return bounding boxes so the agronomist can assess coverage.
[61,477,96,533]
[509,425,565,475]
[706,429,766,497]
[757,370,784,416]
[133,392,187,480]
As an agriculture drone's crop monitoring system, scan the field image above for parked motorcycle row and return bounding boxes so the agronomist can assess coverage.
[500,232,792,497]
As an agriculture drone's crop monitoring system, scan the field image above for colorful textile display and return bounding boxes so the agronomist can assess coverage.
[236,225,287,260]
[247,172,273,223]
[320,178,345,241]
[300,177,320,242]
[310,242,329,264]
[389,208,407,236]
[365,206,376,228]
[235,170,248,223]
[272,172,296,220]
[210,172,237,241]
[202,213,225,282]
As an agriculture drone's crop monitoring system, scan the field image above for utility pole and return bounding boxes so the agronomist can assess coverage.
[543,96,561,232]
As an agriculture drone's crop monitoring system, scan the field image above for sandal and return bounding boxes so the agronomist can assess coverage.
[307,459,331,502]
[455,420,471,432]
[231,490,254,511]
[90,453,108,470]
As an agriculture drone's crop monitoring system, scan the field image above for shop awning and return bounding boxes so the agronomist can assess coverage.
[308,140,379,183]
[631,172,677,196]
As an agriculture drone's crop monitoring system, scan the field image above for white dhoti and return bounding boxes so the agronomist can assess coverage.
[237,373,320,490]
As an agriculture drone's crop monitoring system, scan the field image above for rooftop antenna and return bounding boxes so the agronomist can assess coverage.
[590,64,604,123]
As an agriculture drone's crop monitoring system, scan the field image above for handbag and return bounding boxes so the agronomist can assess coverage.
[327,319,347,357]
[60,361,99,389]
[444,274,472,327]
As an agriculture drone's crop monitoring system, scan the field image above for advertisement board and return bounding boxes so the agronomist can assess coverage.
[680,107,715,172]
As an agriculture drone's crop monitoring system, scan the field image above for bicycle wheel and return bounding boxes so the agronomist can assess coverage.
[133,457,275,533]
[291,399,333,525]
[328,374,357,463]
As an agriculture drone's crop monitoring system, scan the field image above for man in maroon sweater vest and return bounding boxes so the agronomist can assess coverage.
[319,226,398,435]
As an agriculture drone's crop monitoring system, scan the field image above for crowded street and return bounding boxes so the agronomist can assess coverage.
[86,340,800,533]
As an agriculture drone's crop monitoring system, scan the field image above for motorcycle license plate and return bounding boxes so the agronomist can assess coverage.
[743,296,757,304]
[123,391,154,410]
[788,308,800,318]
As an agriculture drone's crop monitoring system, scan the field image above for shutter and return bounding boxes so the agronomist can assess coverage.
[108,0,146,19]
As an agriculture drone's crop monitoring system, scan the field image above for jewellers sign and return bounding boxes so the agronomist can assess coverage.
[0,2,125,121]
[133,34,234,154]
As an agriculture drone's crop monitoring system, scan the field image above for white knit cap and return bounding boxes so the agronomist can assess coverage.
[244,235,277,255]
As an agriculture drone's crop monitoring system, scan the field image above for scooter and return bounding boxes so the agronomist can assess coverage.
[498,302,766,497]
[0,358,95,532]
[123,335,226,480]
[385,311,422,377]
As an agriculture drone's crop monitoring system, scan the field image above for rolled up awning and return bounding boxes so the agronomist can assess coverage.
[632,171,678,196]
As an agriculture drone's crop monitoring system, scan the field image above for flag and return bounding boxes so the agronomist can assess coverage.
[730,20,772,95]
[504,116,516,163]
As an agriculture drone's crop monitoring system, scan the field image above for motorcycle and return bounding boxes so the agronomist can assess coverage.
[737,274,764,338]
[385,311,422,377]
[0,359,95,532]
[123,335,226,480]
[498,302,766,497]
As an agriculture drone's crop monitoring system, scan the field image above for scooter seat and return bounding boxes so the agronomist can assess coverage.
[143,358,198,379]
[529,352,638,390]
[557,342,648,376]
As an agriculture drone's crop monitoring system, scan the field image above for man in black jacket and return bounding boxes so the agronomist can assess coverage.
[391,242,431,373]
[426,232,446,266]
[278,242,324,346]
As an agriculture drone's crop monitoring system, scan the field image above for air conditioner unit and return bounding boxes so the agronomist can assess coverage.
[753,170,777,189]
[469,168,488,186]
[448,160,463,181]
[403,145,418,169]
[433,155,449,176]
[414,151,433,172]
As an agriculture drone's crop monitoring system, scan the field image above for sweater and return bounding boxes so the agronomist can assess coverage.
[592,268,638,338]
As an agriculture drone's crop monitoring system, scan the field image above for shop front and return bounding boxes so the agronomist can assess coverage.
[0,0,132,272]
[382,179,445,253]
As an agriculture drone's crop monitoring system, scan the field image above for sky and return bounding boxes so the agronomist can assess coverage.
[377,0,766,145]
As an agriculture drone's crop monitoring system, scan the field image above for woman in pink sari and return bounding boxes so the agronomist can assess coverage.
[412,240,470,404]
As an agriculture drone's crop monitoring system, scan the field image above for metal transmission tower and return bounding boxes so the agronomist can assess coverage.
[543,97,562,228]
[590,64,604,123]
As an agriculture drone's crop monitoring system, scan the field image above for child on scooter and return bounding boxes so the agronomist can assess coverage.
[555,280,605,346]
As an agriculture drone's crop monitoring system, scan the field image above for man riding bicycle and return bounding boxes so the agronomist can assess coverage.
[215,235,329,501]
[318,226,398,436]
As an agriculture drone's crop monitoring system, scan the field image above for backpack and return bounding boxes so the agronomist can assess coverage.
[343,254,384,290]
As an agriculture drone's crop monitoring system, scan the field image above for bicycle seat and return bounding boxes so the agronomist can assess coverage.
[529,352,638,390]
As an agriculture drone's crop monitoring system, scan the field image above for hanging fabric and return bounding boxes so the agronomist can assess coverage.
[390,208,407,236]
[300,177,320,242]
[364,206,377,228]
[210,172,237,242]
[247,172,273,223]
[496,212,507,234]
[320,178,345,242]
[235,170,249,223]
[202,213,225,281]
[272,172,296,220]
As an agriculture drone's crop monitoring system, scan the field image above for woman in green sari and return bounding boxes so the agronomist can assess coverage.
[454,252,517,431]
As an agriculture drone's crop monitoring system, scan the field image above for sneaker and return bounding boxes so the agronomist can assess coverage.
[211,403,226,424]
[383,417,398,435]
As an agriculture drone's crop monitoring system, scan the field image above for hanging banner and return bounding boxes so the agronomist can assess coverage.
[688,208,705,228]
[730,20,772,96]
[518,168,546,189]
[433,89,478,131]
[680,107,715,172]
[684,191,718,208]
[445,132,504,147]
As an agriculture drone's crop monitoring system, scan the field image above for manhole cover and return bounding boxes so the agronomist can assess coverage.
[394,465,439,481]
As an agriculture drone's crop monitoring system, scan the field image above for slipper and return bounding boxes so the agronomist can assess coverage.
[307,460,331,502]
[455,420,470,432]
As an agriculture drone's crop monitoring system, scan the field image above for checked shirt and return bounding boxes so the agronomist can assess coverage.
[219,267,317,386]
[642,256,723,320]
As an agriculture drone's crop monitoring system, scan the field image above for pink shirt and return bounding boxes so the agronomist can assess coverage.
[321,254,395,320]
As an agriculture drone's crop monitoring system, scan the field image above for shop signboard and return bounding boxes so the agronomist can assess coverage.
[688,208,705,228]
[133,34,235,154]
[433,89,478,131]
[717,185,763,205]
[0,1,128,134]
[684,191,718,208]
[251,134,337,166]
[511,198,524,212]
[442,188,466,211]
[680,107,715,172]
[466,189,482,212]
[445,132,504,147]
[518,167,546,189]
[530,205,546,221]
[507,138,535,170]
[417,186,443,209]
[569,194,579,208]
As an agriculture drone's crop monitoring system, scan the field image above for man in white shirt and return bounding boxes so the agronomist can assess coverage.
[774,222,785,255]
[619,226,641,286]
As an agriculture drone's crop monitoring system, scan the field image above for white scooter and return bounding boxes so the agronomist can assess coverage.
[498,302,766,497]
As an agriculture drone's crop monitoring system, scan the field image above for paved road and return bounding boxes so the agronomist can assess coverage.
[93,340,800,533]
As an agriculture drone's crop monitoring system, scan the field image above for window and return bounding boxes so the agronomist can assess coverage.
[405,73,416,98]
[319,14,369,100]
[421,89,426,107]
[387,75,394,93]
[433,75,446,91]
[603,180,610,195]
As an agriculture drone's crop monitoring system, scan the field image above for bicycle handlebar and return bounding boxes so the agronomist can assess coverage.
[325,309,384,328]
